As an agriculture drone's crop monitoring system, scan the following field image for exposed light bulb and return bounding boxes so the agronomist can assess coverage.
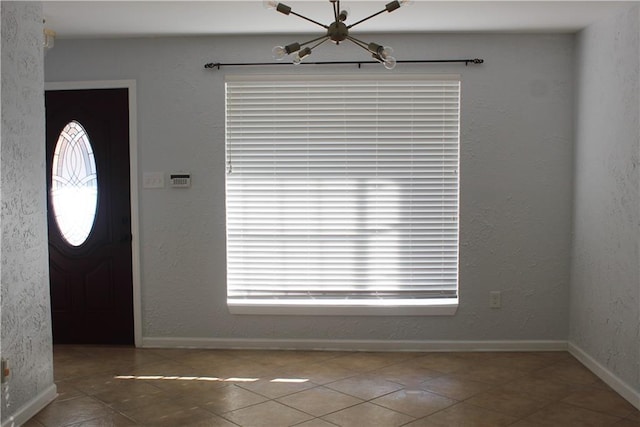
[43,28,56,51]
[292,54,303,65]
[378,46,394,59]
[372,51,396,70]
[272,46,287,60]
[263,0,278,10]
[399,0,413,5]
[383,56,397,70]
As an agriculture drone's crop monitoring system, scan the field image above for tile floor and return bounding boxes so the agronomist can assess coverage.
[25,346,639,426]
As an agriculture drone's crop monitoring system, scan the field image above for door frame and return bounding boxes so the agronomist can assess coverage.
[45,80,142,347]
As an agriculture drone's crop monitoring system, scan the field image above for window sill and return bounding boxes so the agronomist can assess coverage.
[227,298,458,316]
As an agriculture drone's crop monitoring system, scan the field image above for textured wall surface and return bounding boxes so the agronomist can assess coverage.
[45,32,574,342]
[1,1,55,422]
[571,5,640,393]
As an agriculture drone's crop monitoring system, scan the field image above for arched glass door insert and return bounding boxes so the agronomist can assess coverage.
[51,120,98,246]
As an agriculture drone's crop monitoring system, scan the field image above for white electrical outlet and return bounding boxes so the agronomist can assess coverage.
[490,291,502,309]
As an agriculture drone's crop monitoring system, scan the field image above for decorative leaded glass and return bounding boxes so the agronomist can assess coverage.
[51,120,98,246]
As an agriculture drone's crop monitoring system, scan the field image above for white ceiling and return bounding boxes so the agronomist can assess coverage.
[43,1,634,39]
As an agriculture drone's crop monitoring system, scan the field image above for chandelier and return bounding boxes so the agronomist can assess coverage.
[264,0,411,69]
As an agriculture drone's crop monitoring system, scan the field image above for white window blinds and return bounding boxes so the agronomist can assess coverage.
[225,75,459,314]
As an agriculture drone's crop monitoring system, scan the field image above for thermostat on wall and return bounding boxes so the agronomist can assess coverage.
[170,173,191,188]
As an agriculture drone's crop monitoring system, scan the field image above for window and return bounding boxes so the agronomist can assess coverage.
[51,120,98,247]
[225,75,460,315]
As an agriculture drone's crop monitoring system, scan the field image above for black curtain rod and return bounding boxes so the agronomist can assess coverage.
[204,58,484,69]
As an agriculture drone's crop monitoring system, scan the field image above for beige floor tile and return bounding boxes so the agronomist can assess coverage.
[325,374,404,400]
[91,381,167,410]
[533,360,601,385]
[144,347,207,360]
[448,352,503,361]
[116,398,201,424]
[322,402,415,426]
[223,400,313,426]
[464,387,551,418]
[626,409,640,421]
[281,362,358,385]
[52,381,86,402]
[236,350,342,368]
[53,359,117,381]
[375,363,443,388]
[143,376,229,403]
[121,359,206,377]
[66,373,140,396]
[405,353,477,374]
[482,352,560,371]
[73,346,166,367]
[199,384,269,413]
[455,363,529,385]
[176,350,239,368]
[21,418,45,427]
[137,407,237,427]
[613,419,640,427]
[237,377,318,399]
[208,349,270,359]
[507,420,547,427]
[35,396,113,427]
[371,389,457,418]
[326,352,417,372]
[536,351,578,362]
[293,419,340,427]
[55,359,147,381]
[523,402,623,426]
[196,359,275,379]
[420,374,493,400]
[587,378,616,391]
[406,402,518,427]
[562,387,639,418]
[53,345,90,360]
[277,386,363,417]
[64,411,137,426]
[499,375,579,401]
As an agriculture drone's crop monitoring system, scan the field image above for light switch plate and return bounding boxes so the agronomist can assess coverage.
[143,172,165,189]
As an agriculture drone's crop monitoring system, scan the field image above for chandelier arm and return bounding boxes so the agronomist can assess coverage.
[289,10,329,29]
[346,35,372,53]
[346,8,387,30]
[298,34,332,48]
[308,36,331,51]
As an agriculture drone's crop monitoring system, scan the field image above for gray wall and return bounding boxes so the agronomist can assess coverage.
[571,5,640,393]
[45,32,574,342]
[1,1,55,422]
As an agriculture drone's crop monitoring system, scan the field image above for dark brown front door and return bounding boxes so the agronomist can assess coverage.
[45,88,134,345]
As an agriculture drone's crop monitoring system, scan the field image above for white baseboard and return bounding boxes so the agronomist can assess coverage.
[142,337,567,352]
[568,342,640,410]
[1,384,57,427]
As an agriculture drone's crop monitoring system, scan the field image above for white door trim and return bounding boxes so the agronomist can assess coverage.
[45,80,142,347]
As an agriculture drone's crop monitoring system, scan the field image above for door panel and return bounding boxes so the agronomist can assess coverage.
[46,88,133,345]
